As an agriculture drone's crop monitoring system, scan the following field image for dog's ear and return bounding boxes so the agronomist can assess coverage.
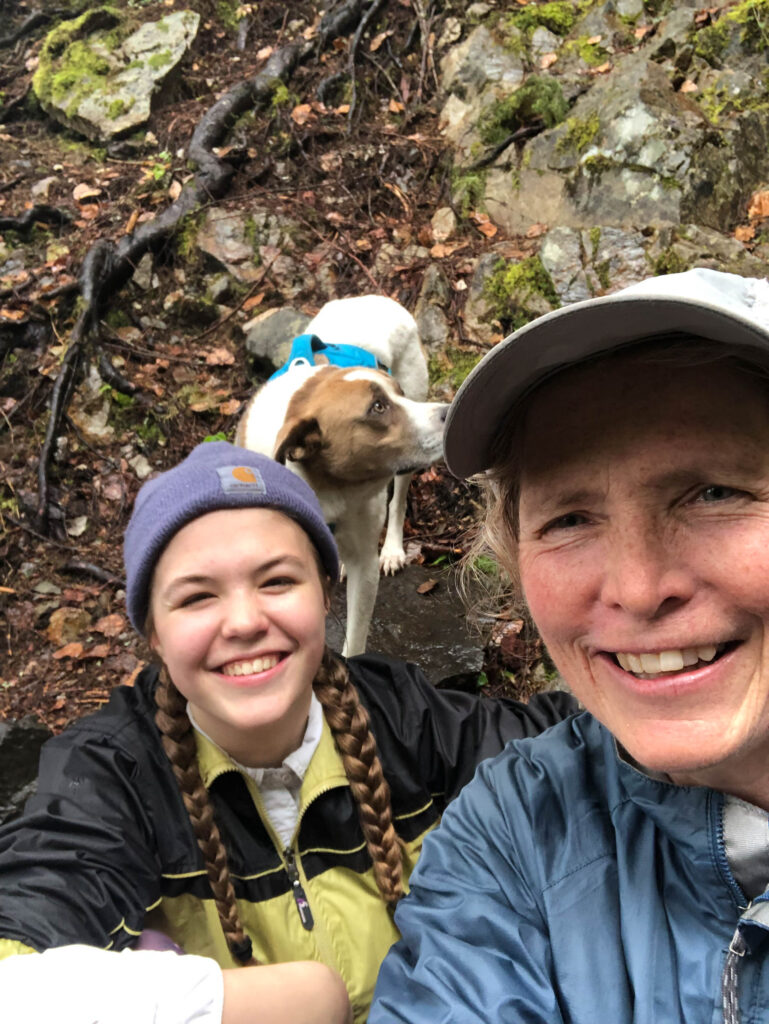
[275,417,323,464]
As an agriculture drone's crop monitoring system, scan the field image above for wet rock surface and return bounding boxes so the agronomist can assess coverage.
[327,563,484,685]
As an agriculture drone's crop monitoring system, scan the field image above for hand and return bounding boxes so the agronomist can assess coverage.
[222,960,352,1024]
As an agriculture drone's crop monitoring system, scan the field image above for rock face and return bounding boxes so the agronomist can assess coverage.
[436,0,769,335]
[33,8,200,141]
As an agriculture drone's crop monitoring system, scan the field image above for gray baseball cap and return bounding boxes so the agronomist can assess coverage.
[444,267,769,479]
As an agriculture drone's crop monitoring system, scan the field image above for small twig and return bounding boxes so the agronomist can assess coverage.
[0,10,62,49]
[465,122,544,172]
[61,560,123,586]
[5,514,78,551]
[97,352,137,395]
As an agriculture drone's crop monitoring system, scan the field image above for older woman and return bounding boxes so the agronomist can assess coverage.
[369,268,769,1024]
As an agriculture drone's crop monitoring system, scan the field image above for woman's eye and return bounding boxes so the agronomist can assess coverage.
[697,484,741,503]
[179,592,211,607]
[263,576,295,589]
[541,511,588,534]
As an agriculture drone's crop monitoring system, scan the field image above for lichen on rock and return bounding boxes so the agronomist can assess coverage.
[32,7,200,141]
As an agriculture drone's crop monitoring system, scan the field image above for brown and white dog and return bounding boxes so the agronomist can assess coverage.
[236,295,448,656]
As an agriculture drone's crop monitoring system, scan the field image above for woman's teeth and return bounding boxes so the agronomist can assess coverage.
[224,655,280,676]
[616,645,719,676]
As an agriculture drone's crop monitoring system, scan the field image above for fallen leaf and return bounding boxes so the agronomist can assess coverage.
[540,52,558,69]
[0,586,15,594]
[0,308,27,321]
[525,222,548,238]
[242,292,265,312]
[388,99,405,113]
[735,224,755,241]
[256,45,273,60]
[72,182,102,202]
[370,29,393,51]
[219,398,242,416]
[587,34,602,44]
[748,190,769,220]
[429,240,468,258]
[416,579,438,595]
[634,24,654,40]
[168,179,183,200]
[333,103,350,114]
[291,103,314,126]
[94,613,126,637]
[679,79,698,93]
[204,346,236,366]
[320,151,342,173]
[53,641,85,661]
[588,61,612,75]
[82,643,111,659]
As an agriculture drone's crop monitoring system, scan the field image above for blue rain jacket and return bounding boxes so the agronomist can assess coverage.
[371,712,769,1024]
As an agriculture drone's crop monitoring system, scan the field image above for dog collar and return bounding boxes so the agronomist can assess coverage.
[268,334,391,380]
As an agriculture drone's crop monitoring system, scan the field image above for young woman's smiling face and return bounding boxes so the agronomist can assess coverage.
[516,355,769,806]
[149,507,329,767]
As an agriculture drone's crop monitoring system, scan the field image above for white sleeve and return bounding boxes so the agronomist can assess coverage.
[1,944,224,1024]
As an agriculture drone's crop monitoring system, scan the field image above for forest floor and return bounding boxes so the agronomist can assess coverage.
[0,0,549,733]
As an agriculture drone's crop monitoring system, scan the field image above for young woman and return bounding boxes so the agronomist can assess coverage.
[370,268,769,1023]
[0,441,575,1024]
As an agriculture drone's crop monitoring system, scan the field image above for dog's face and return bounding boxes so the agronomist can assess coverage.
[274,367,447,483]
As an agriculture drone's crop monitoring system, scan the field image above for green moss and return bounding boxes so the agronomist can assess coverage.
[589,226,601,259]
[33,8,122,111]
[428,347,483,392]
[556,111,600,155]
[696,75,769,124]
[148,48,172,70]
[594,259,611,289]
[217,0,242,32]
[652,247,688,275]
[564,34,611,66]
[478,76,568,146]
[451,168,487,216]
[696,1,769,64]
[504,1,577,37]
[483,255,560,331]
[107,97,126,119]
[694,19,730,64]
[271,81,296,110]
[582,152,614,176]
[104,308,131,328]
[175,210,204,261]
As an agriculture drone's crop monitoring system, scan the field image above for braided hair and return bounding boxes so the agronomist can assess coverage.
[154,664,257,966]
[153,647,403,965]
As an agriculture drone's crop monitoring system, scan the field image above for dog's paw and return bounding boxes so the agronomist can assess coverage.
[379,548,406,576]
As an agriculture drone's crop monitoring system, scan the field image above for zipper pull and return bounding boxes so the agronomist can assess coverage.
[285,850,314,931]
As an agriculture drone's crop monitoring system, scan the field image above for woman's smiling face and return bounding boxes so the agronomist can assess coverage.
[149,507,329,767]
[516,354,769,804]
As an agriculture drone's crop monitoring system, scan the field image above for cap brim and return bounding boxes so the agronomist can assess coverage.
[444,291,769,478]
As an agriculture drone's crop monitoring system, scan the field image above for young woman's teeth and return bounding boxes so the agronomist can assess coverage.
[616,645,719,676]
[225,655,280,676]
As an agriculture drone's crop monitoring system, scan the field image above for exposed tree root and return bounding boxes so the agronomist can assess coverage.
[0,205,72,233]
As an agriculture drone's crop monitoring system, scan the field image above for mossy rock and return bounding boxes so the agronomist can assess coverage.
[33,8,200,141]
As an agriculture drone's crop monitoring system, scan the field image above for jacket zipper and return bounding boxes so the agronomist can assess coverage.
[284,848,314,930]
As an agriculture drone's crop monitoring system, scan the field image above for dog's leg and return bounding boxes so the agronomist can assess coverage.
[379,473,410,575]
[336,497,386,656]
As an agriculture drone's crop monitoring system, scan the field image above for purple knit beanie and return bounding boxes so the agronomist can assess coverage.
[124,441,339,633]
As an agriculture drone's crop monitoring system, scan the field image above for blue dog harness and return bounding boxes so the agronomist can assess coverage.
[268,334,391,380]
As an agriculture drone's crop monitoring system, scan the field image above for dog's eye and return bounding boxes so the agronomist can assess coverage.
[369,399,387,415]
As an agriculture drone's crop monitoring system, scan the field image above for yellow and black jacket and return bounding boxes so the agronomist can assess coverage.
[0,654,576,1020]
